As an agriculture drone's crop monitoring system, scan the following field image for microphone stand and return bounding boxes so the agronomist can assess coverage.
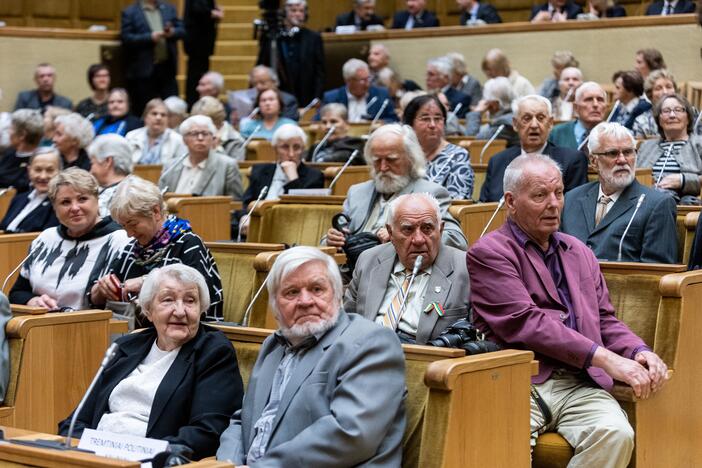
[300,98,320,116]
[370,99,389,126]
[327,150,359,193]
[480,197,505,238]
[479,124,505,164]
[237,186,268,243]
[242,124,263,148]
[242,274,270,327]
[310,125,336,162]
[655,143,674,186]
[617,194,646,262]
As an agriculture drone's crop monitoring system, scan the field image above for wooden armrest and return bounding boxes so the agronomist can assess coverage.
[6,310,112,338]
[109,319,129,334]
[612,369,674,402]
[10,305,47,315]
[424,349,534,390]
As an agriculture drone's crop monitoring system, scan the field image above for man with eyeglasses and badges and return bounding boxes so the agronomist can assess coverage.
[561,122,677,263]
[480,94,588,202]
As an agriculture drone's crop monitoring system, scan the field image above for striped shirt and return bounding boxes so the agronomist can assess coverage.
[652,141,685,180]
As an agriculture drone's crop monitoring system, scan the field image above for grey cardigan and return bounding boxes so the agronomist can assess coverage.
[637,135,702,197]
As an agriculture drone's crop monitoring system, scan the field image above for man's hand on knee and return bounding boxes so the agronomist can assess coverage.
[593,347,653,399]
[635,351,669,394]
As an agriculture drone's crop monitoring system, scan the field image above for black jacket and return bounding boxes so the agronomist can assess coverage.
[58,325,243,460]
[459,3,502,23]
[479,142,588,202]
[304,136,366,165]
[391,10,440,28]
[335,11,385,30]
[184,0,218,56]
[646,0,696,14]
[243,162,325,207]
[530,1,583,19]
[0,148,30,193]
[0,191,59,233]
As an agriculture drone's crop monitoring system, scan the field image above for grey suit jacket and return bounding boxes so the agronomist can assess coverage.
[338,178,468,250]
[561,180,678,263]
[158,150,243,200]
[455,74,482,109]
[14,89,72,111]
[216,311,406,467]
[344,243,470,344]
[637,136,702,197]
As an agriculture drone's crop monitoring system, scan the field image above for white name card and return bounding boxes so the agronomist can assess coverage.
[287,188,332,196]
[78,429,168,462]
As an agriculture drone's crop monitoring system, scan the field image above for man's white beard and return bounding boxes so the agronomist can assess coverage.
[374,171,411,194]
[280,308,340,343]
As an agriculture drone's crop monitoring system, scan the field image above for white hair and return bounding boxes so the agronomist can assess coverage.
[267,246,343,315]
[109,175,166,221]
[164,96,188,116]
[140,264,211,317]
[342,58,369,81]
[355,0,375,5]
[575,81,606,103]
[202,71,224,92]
[370,43,389,58]
[55,113,95,148]
[320,103,348,120]
[559,66,583,82]
[483,77,514,110]
[587,122,636,154]
[271,123,308,147]
[503,154,562,194]
[88,134,134,176]
[364,124,426,179]
[427,57,453,79]
[387,192,441,226]
[179,114,216,136]
[512,94,553,117]
[445,52,467,76]
[250,65,280,87]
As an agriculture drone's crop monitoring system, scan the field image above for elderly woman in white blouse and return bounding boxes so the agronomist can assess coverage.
[125,98,187,166]
[58,264,244,460]
[88,134,133,216]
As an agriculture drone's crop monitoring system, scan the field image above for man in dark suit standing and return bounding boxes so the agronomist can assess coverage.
[391,0,440,28]
[530,0,582,21]
[14,64,72,112]
[320,58,398,123]
[457,0,502,24]
[561,122,677,263]
[480,94,588,202]
[257,0,324,108]
[335,0,385,31]
[120,0,185,116]
[646,0,696,14]
[184,0,223,108]
[426,57,471,118]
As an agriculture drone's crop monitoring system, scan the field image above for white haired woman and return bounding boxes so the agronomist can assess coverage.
[90,176,224,320]
[304,103,365,164]
[125,98,187,166]
[0,108,44,191]
[191,96,245,161]
[52,113,95,170]
[632,69,678,138]
[9,168,130,310]
[60,264,243,460]
[464,76,519,147]
[88,134,134,216]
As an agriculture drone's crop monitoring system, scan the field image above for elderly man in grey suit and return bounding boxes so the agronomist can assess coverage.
[216,246,406,466]
[561,122,677,263]
[159,114,243,199]
[325,124,467,250]
[345,193,470,344]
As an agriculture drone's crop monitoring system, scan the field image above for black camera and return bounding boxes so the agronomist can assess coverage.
[427,319,501,355]
[332,213,380,270]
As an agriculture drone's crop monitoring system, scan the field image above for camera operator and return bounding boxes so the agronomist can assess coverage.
[256,0,325,109]
[344,192,470,344]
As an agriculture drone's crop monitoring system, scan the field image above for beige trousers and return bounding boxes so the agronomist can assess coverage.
[530,371,634,468]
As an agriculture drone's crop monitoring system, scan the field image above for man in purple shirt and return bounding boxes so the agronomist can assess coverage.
[467,154,668,467]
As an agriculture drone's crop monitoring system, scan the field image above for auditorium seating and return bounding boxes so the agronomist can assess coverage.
[457,138,507,165]
[323,165,371,196]
[166,196,233,242]
[215,324,535,467]
[0,233,39,292]
[449,202,506,246]
[677,206,701,264]
[0,188,17,221]
[132,164,162,185]
[245,140,276,161]
[0,309,112,434]
[533,266,702,467]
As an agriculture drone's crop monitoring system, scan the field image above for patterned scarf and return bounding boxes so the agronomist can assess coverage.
[132,215,192,266]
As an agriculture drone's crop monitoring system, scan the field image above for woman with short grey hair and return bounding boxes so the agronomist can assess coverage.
[88,134,134,216]
[464,76,519,147]
[0,109,45,191]
[60,264,243,461]
[126,98,187,166]
[304,103,365,164]
[91,175,224,321]
[191,96,245,160]
[52,113,95,170]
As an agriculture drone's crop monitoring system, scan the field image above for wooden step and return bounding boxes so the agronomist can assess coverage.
[215,40,259,56]
[221,6,260,24]
[211,55,257,74]
[219,23,256,40]
[218,0,259,6]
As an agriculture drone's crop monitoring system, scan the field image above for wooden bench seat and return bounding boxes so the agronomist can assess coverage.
[166,196,234,242]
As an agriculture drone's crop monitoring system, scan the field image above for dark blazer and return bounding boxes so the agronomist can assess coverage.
[391,10,440,28]
[120,1,185,80]
[58,325,243,460]
[0,148,30,192]
[561,180,678,263]
[646,0,696,14]
[479,142,588,202]
[335,11,385,30]
[443,87,471,118]
[459,3,503,23]
[530,1,583,19]
[242,162,324,207]
[257,28,325,107]
[0,191,59,233]
[605,5,628,16]
[548,119,579,150]
[184,0,218,56]
[14,90,72,111]
[320,85,399,122]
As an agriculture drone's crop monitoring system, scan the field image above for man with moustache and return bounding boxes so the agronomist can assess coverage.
[324,124,467,250]
[561,122,677,263]
[549,81,607,151]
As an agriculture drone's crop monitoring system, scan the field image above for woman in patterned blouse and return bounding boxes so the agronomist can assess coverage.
[402,94,474,200]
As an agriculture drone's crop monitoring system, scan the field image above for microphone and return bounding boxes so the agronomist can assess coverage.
[242,124,263,149]
[64,343,119,447]
[242,273,270,326]
[0,186,13,198]
[655,143,674,186]
[479,124,506,164]
[365,96,379,112]
[480,197,505,238]
[429,150,458,183]
[328,150,359,192]
[300,98,320,116]
[310,125,336,162]
[694,110,702,135]
[247,107,260,120]
[448,102,463,121]
[1,241,41,293]
[371,99,389,126]
[605,99,621,123]
[237,185,268,243]
[397,255,424,318]
[617,193,646,262]
[563,86,575,102]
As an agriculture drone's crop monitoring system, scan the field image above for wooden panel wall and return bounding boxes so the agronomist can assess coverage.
[0,0,131,29]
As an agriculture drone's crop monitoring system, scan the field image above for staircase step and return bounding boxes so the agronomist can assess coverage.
[218,0,259,6]
[215,40,258,56]
[219,23,256,40]
[211,55,257,74]
[221,5,260,24]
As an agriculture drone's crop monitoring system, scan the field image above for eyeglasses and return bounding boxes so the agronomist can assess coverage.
[416,115,444,125]
[185,131,212,139]
[592,148,636,159]
[660,107,686,115]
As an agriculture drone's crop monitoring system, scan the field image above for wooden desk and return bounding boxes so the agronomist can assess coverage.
[0,233,39,294]
[166,196,232,242]
[132,164,162,185]
[0,188,16,221]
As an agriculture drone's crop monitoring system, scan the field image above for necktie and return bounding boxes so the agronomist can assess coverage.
[595,195,612,226]
[664,2,673,14]
[382,271,411,331]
